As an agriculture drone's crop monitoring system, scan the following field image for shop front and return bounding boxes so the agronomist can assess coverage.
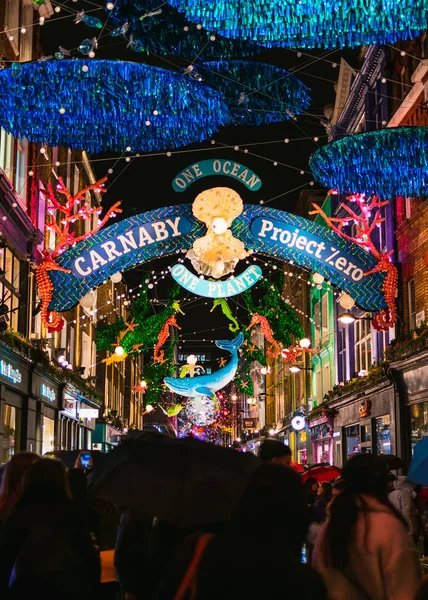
[32,370,60,455]
[92,422,123,453]
[309,411,335,465]
[0,345,31,463]
[60,386,100,451]
[326,379,395,464]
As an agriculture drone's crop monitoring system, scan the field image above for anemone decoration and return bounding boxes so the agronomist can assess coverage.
[0,60,230,153]
[168,0,428,49]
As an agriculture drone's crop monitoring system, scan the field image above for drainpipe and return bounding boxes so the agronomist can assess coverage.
[386,365,409,470]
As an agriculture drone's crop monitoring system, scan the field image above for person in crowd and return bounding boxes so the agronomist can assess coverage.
[0,453,38,522]
[66,468,101,545]
[157,464,328,600]
[332,478,345,498]
[389,475,419,545]
[0,458,100,600]
[314,482,333,524]
[258,439,292,467]
[304,477,319,511]
[313,454,421,600]
[387,473,397,493]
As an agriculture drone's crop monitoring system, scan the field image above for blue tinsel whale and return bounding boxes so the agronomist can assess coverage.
[164,332,244,398]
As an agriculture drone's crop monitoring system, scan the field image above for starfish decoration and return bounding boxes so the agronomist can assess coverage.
[124,318,138,333]
[247,344,257,353]
[218,357,227,368]
[241,380,249,388]
[131,343,144,353]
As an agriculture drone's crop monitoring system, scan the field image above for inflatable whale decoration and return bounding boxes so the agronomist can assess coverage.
[164,332,244,398]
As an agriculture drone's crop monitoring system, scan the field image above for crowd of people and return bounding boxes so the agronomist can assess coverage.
[0,443,427,599]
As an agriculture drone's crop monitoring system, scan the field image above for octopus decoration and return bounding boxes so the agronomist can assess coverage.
[186,187,248,278]
[246,313,280,357]
[36,176,121,332]
[309,192,397,331]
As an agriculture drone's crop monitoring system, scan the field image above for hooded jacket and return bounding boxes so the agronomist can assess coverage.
[389,476,418,536]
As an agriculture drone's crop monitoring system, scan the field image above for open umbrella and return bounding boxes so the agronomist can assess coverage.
[378,454,406,471]
[301,465,342,484]
[291,462,305,473]
[408,437,428,485]
[90,433,259,528]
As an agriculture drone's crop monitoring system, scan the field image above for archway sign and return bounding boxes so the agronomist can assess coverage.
[48,202,386,313]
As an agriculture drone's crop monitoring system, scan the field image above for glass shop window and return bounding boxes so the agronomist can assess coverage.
[345,424,360,457]
[2,404,21,464]
[376,415,391,455]
[410,403,428,455]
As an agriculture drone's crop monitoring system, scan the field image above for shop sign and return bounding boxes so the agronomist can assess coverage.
[41,384,56,402]
[291,414,306,431]
[172,159,262,192]
[243,418,257,429]
[171,263,262,298]
[359,400,372,418]
[0,360,22,384]
[80,408,99,420]
[62,396,77,418]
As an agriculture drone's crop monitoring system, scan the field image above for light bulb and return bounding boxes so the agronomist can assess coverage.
[299,338,311,348]
[338,313,356,325]
[58,355,66,364]
[289,366,301,373]
[115,346,125,356]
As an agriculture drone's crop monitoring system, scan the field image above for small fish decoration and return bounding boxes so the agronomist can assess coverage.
[139,8,163,20]
[237,92,248,106]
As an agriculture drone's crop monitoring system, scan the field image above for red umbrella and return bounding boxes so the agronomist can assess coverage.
[291,461,305,473]
[301,465,342,484]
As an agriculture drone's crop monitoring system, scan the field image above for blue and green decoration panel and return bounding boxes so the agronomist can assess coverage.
[167,0,428,49]
[48,204,387,313]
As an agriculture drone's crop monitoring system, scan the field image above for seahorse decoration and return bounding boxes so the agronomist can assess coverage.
[35,256,71,333]
[210,298,240,332]
[154,315,181,363]
[246,313,280,357]
[364,253,398,332]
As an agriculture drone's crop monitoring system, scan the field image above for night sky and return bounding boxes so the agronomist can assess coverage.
[40,2,360,353]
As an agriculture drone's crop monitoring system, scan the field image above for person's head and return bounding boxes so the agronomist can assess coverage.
[74,451,93,471]
[258,440,292,467]
[304,477,318,494]
[323,454,406,570]
[66,468,87,502]
[23,458,71,500]
[317,481,333,500]
[0,453,39,519]
[232,464,308,557]
[332,478,345,497]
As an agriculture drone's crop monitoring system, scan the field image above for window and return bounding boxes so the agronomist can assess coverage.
[81,332,91,378]
[1,249,21,331]
[314,302,321,346]
[321,293,329,341]
[408,279,416,330]
[345,424,360,456]
[323,363,330,398]
[410,403,428,454]
[1,404,20,464]
[15,138,27,204]
[354,315,372,373]
[0,130,15,180]
[376,415,391,455]
[405,197,412,220]
[42,416,55,455]
[315,369,322,404]
[338,325,348,382]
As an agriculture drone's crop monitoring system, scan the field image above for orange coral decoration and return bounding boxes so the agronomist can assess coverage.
[247,313,280,357]
[154,315,181,363]
[36,176,122,332]
[309,192,397,331]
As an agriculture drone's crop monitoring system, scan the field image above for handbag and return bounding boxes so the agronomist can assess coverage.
[174,534,214,600]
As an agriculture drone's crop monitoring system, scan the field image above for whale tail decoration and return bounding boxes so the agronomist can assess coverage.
[215,332,244,352]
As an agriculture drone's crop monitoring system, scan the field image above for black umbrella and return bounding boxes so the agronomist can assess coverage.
[90,433,260,527]
[378,454,406,470]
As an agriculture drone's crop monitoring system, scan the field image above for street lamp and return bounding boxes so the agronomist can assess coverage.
[338,312,356,325]
[289,365,301,373]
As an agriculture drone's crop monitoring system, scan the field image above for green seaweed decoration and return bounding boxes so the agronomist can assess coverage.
[97,283,182,406]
